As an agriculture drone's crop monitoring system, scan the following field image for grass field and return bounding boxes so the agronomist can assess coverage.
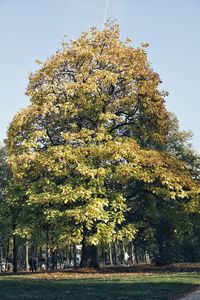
[0,264,200,300]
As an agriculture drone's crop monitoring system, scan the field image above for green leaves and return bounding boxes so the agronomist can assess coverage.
[5,22,200,254]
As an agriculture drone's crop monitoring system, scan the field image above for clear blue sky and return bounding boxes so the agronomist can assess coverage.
[1,0,200,151]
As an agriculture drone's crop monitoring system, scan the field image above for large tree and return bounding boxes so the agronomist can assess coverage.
[6,22,199,267]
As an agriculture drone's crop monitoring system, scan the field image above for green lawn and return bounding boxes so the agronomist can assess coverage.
[0,270,199,300]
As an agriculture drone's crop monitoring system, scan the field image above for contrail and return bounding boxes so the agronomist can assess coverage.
[102,0,109,30]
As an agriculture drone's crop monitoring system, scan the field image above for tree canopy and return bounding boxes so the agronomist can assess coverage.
[6,22,200,268]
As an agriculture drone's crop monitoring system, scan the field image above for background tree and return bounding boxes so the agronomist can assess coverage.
[127,113,200,265]
[0,146,12,270]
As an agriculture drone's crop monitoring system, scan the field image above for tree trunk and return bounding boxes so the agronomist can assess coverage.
[80,237,99,268]
[134,246,139,264]
[0,238,2,263]
[155,229,171,265]
[119,241,125,264]
[39,246,43,269]
[0,238,2,273]
[6,239,10,271]
[25,240,29,271]
[113,242,117,265]
[46,227,50,270]
[156,236,168,265]
[73,243,77,268]
[131,242,135,265]
[12,223,18,273]
[109,243,113,265]
[52,249,56,269]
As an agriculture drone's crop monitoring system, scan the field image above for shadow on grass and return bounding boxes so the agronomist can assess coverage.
[0,278,198,300]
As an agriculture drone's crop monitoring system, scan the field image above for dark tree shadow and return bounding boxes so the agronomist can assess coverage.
[0,278,198,300]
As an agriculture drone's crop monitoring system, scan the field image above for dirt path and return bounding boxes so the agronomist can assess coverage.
[178,289,200,300]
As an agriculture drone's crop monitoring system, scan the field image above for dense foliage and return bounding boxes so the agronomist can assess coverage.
[1,22,199,270]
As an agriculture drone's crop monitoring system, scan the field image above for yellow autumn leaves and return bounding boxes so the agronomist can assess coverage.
[6,22,200,247]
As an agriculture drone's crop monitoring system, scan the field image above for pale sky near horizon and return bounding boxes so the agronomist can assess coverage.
[0,0,200,152]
